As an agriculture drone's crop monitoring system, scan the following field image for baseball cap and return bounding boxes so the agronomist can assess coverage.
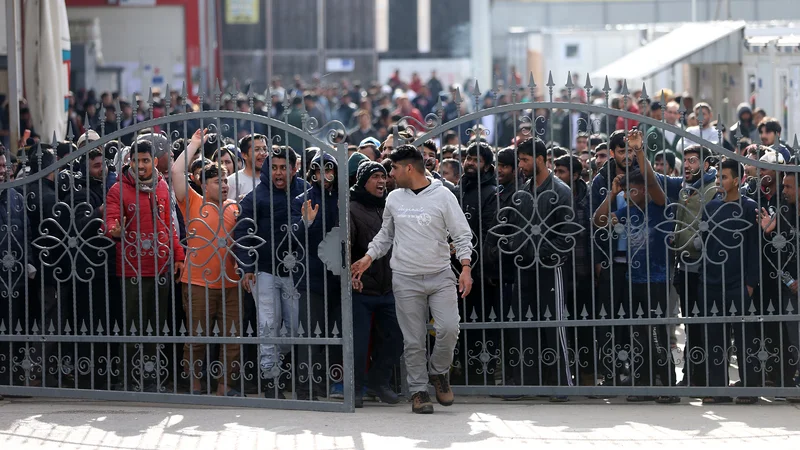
[760,151,785,164]
[77,130,101,148]
[359,137,381,149]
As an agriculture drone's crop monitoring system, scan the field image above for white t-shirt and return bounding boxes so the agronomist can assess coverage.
[227,170,260,201]
[678,126,719,151]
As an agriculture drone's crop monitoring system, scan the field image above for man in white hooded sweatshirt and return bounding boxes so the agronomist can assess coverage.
[352,144,473,414]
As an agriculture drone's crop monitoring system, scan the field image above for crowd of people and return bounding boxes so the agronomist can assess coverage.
[1,70,799,413]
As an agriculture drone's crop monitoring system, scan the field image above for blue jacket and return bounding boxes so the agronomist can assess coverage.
[291,153,340,294]
[233,171,308,277]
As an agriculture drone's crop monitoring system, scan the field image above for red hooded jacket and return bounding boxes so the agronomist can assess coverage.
[105,167,184,278]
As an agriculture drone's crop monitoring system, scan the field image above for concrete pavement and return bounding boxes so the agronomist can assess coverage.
[1,396,799,449]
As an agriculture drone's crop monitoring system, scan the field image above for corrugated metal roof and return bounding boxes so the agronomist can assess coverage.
[590,21,746,80]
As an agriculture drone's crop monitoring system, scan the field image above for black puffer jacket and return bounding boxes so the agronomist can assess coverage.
[484,180,519,281]
[455,169,497,278]
[456,169,498,240]
[495,171,576,270]
[349,188,392,296]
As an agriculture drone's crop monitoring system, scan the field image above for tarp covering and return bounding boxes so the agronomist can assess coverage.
[24,0,71,141]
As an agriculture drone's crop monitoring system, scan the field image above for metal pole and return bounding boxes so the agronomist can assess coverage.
[207,0,217,85]
[266,0,273,85]
[199,0,208,92]
[6,0,22,156]
[317,0,325,75]
[691,0,697,21]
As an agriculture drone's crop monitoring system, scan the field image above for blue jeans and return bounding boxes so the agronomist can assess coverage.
[352,292,402,389]
[255,272,299,375]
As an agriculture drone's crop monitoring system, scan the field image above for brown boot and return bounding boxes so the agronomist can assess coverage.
[411,391,434,414]
[429,373,454,406]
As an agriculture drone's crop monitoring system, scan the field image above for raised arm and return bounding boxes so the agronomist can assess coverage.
[629,129,666,207]
[172,128,207,203]
[593,174,623,227]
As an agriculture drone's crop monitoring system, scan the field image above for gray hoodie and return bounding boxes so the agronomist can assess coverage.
[367,178,473,276]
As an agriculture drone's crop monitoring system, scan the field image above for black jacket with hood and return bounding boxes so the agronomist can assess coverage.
[455,168,498,241]
[729,102,760,146]
[291,152,340,294]
[349,187,392,296]
[455,168,497,279]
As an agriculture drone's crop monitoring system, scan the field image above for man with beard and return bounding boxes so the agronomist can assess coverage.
[421,140,440,175]
[105,140,185,392]
[234,144,307,399]
[227,134,268,201]
[352,145,473,414]
[746,149,788,389]
[457,141,498,244]
[494,147,521,211]
[491,137,575,401]
[659,145,717,388]
[453,141,498,386]
[292,152,341,400]
[63,139,117,388]
[173,129,242,396]
[593,130,676,403]
[589,129,634,386]
[381,158,396,192]
[553,154,594,387]
[758,117,791,162]
[760,172,800,402]
[485,146,522,393]
[349,161,403,408]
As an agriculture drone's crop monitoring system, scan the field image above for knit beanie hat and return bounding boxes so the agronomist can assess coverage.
[348,152,370,178]
[355,160,387,188]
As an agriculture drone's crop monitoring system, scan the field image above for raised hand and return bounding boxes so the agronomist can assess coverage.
[626,128,644,152]
[611,174,625,197]
[190,128,209,149]
[759,207,776,234]
[301,200,320,224]
[108,217,126,238]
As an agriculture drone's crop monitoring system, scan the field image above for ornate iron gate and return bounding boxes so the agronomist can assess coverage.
[3,72,800,408]
[0,92,354,412]
[399,73,800,400]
